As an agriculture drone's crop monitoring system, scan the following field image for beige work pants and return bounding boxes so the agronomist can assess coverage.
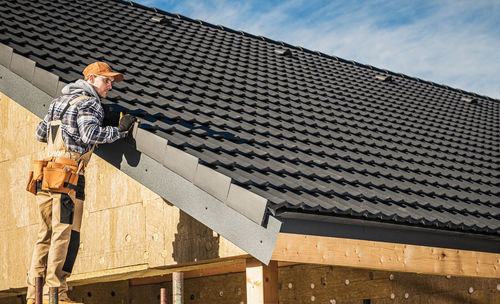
[26,190,83,300]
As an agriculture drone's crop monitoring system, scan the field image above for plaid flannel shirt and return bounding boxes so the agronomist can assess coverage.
[36,93,126,154]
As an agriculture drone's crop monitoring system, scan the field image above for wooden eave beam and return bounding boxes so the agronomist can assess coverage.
[271,233,500,278]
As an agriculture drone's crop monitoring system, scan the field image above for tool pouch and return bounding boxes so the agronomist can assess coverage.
[26,160,49,195]
[42,166,79,193]
[33,160,48,180]
[27,158,80,195]
[42,167,68,190]
[26,171,36,194]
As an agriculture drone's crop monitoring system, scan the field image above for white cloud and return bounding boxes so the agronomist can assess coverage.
[136,0,500,98]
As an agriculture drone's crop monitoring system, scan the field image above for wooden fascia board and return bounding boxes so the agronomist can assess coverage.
[271,233,500,278]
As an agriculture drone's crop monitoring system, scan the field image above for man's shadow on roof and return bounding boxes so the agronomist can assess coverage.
[94,135,141,170]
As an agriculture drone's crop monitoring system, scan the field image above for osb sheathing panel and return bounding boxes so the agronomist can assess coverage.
[0,225,38,291]
[85,158,159,213]
[0,93,46,162]
[74,202,147,273]
[0,92,245,292]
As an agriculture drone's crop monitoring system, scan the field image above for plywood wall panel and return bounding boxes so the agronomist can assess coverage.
[0,160,15,231]
[0,93,45,161]
[5,225,38,290]
[84,156,161,213]
[144,197,175,268]
[0,230,11,291]
[7,154,39,228]
[74,203,146,274]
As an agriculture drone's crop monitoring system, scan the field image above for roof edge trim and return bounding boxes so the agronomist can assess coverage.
[0,42,61,98]
[0,43,13,68]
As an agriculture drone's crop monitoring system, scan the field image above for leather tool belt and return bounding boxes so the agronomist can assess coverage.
[26,157,84,195]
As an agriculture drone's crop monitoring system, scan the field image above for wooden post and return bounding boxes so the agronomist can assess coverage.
[160,287,167,304]
[246,259,279,304]
[35,277,43,304]
[172,272,183,304]
[49,287,58,304]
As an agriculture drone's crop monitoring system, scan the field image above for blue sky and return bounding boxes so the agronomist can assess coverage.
[136,0,500,99]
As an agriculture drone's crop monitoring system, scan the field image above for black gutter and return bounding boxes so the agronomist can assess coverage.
[277,211,500,254]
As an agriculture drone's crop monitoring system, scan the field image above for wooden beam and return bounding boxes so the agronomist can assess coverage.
[246,258,279,304]
[71,257,251,287]
[272,233,500,278]
[129,260,299,286]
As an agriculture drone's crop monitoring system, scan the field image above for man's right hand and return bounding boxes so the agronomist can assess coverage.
[118,114,137,132]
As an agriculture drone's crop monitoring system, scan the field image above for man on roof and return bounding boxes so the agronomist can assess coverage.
[25,62,137,304]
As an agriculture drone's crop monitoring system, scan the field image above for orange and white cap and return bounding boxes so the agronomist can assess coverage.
[83,62,123,82]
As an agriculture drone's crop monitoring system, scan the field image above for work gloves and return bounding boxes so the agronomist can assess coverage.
[118,114,137,132]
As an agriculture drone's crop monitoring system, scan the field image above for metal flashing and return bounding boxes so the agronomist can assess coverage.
[134,127,168,164]
[33,67,59,97]
[163,145,199,182]
[0,43,13,68]
[0,64,52,119]
[194,164,231,203]
[226,184,268,225]
[10,53,36,83]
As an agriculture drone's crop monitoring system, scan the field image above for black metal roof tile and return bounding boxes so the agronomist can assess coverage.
[3,0,499,236]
